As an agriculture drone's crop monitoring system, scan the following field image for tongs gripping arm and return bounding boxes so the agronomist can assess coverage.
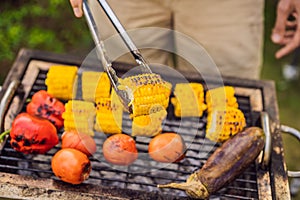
[82,0,118,89]
[83,0,133,112]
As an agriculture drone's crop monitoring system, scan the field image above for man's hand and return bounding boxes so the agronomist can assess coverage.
[271,0,300,59]
[70,0,83,18]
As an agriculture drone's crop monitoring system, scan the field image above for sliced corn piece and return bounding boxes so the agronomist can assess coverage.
[94,95,123,134]
[62,100,96,136]
[45,65,78,100]
[171,82,207,117]
[120,73,172,118]
[94,113,122,134]
[206,106,246,143]
[81,71,111,102]
[206,86,238,112]
[132,105,167,137]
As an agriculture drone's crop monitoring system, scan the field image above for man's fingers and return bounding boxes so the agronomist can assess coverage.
[272,0,292,43]
[284,30,296,38]
[70,0,83,18]
[276,43,297,58]
[275,32,300,58]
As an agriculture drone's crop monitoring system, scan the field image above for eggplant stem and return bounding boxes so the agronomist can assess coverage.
[0,130,10,142]
[157,182,192,190]
[157,175,210,199]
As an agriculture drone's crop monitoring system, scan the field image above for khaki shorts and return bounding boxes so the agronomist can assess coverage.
[89,0,264,79]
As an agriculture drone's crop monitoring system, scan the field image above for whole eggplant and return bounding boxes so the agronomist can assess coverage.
[158,127,265,199]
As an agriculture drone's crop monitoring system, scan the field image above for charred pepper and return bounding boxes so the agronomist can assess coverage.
[26,90,65,130]
[10,113,59,154]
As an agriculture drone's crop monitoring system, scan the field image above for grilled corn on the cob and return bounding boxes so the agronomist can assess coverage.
[132,105,167,137]
[206,86,238,112]
[45,65,78,100]
[119,73,172,118]
[94,91,123,134]
[171,82,207,117]
[81,71,111,102]
[206,106,246,143]
[62,100,96,136]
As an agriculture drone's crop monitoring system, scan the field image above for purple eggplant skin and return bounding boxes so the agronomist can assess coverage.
[199,126,265,194]
[158,127,265,199]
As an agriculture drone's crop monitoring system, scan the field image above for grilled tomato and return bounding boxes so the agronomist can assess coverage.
[51,148,91,184]
[61,130,97,157]
[102,133,138,165]
[148,132,186,163]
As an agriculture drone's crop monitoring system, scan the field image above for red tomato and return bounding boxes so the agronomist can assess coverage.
[51,148,91,184]
[102,134,138,165]
[61,131,97,157]
[148,132,186,163]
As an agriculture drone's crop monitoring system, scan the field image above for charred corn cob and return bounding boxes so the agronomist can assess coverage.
[45,65,78,100]
[206,86,238,112]
[132,105,167,137]
[62,100,96,136]
[171,82,207,117]
[206,106,246,143]
[119,73,172,118]
[94,91,123,134]
[81,71,111,102]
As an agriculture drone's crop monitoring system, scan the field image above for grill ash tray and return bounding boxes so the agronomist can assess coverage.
[0,49,290,200]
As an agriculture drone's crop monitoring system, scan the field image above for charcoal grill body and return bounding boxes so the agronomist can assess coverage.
[0,49,290,199]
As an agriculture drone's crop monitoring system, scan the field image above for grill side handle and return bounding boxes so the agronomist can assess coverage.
[260,111,272,169]
[280,125,300,178]
[260,113,300,177]
[0,80,20,151]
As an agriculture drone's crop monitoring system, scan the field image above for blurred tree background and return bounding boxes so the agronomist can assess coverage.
[0,0,92,83]
[0,0,300,199]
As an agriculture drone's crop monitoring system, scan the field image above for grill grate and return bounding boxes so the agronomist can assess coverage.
[0,68,260,199]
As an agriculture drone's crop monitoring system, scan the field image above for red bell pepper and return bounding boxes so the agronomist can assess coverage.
[10,113,59,154]
[26,90,65,130]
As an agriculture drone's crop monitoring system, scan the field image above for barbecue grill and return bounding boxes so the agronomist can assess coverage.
[0,48,296,199]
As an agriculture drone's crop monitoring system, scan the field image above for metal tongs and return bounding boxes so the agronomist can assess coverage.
[82,0,152,113]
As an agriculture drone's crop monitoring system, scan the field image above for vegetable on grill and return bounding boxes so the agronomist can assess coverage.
[205,86,238,112]
[171,82,207,117]
[9,113,59,154]
[81,71,111,102]
[119,73,172,118]
[26,90,65,130]
[94,94,123,134]
[131,104,167,137]
[206,106,246,143]
[45,65,78,100]
[102,133,138,165]
[61,130,97,157]
[62,100,96,136]
[148,132,186,163]
[51,148,91,185]
[158,127,265,199]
